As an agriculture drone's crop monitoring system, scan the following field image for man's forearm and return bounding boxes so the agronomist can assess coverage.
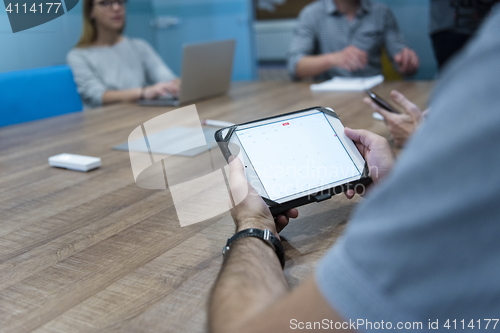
[209,236,288,333]
[295,53,336,78]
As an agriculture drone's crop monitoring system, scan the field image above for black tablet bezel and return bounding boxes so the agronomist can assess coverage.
[215,106,372,216]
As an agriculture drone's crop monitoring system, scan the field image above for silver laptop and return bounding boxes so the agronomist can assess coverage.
[139,39,235,106]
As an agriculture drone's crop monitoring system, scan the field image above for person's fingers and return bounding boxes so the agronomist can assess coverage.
[152,83,170,96]
[393,137,405,148]
[345,58,358,71]
[159,87,172,96]
[170,85,180,96]
[345,127,366,144]
[345,189,355,199]
[276,215,288,224]
[275,214,290,234]
[345,45,356,54]
[344,127,385,151]
[354,141,367,157]
[348,47,360,57]
[363,97,396,122]
[153,89,165,98]
[161,83,172,91]
[228,156,249,206]
[373,105,397,123]
[351,45,364,55]
[406,50,415,72]
[163,82,176,90]
[390,90,421,119]
[229,155,246,187]
[410,52,420,72]
[342,50,357,68]
[341,46,367,70]
[414,53,420,69]
[143,87,153,99]
[401,49,411,73]
[355,53,367,68]
[406,54,415,73]
[402,49,419,73]
[273,209,298,233]
[285,209,299,219]
[357,50,368,65]
[350,57,362,70]
[342,58,352,70]
[393,52,402,64]
[166,81,180,95]
[349,48,367,67]
[396,50,406,72]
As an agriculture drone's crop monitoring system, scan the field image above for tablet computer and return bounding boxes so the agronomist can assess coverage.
[215,107,372,215]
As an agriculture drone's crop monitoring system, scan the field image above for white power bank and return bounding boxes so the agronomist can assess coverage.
[372,112,384,121]
[48,153,101,172]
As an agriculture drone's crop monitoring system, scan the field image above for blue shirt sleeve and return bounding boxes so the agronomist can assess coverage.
[316,10,500,332]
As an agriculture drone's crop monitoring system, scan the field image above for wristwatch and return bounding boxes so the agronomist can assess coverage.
[222,228,285,268]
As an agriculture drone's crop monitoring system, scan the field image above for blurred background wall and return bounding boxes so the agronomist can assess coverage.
[0,0,257,80]
[0,1,83,73]
[0,0,437,80]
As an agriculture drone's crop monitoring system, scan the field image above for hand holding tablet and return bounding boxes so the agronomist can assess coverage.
[215,107,373,215]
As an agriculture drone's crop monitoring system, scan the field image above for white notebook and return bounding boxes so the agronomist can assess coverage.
[310,75,384,92]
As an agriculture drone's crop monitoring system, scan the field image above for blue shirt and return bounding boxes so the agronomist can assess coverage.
[316,6,500,332]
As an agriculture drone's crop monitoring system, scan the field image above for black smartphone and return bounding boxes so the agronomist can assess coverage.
[365,89,400,114]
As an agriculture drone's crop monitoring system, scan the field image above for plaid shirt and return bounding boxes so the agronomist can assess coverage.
[287,0,407,80]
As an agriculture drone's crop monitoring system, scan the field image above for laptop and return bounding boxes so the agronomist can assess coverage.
[139,39,235,106]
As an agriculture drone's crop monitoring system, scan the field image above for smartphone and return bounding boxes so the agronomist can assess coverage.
[215,107,372,215]
[365,89,400,114]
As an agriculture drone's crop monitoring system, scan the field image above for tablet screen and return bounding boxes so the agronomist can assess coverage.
[235,111,362,201]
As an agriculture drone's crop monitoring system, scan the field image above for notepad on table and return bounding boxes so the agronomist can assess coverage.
[310,75,384,92]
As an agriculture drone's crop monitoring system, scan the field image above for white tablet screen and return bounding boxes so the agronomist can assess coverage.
[235,112,361,201]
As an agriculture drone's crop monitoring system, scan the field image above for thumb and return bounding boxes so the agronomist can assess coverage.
[228,156,249,206]
[345,127,367,145]
[345,127,380,150]
[344,127,358,142]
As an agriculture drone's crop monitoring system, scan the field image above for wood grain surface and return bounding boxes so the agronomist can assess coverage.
[0,81,433,333]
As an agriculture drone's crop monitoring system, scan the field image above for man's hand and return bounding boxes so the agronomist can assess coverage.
[143,79,180,100]
[364,90,425,148]
[331,45,368,72]
[393,47,419,75]
[344,128,395,199]
[228,156,298,236]
[210,158,348,333]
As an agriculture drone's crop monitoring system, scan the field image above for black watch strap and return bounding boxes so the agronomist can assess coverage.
[222,228,285,268]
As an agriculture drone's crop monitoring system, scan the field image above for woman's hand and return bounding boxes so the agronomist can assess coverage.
[142,79,180,100]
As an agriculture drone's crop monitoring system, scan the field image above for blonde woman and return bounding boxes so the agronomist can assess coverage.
[67,0,179,109]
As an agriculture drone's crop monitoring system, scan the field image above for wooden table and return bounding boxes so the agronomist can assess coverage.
[0,81,432,332]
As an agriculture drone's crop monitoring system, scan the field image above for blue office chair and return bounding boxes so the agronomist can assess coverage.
[0,65,83,127]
